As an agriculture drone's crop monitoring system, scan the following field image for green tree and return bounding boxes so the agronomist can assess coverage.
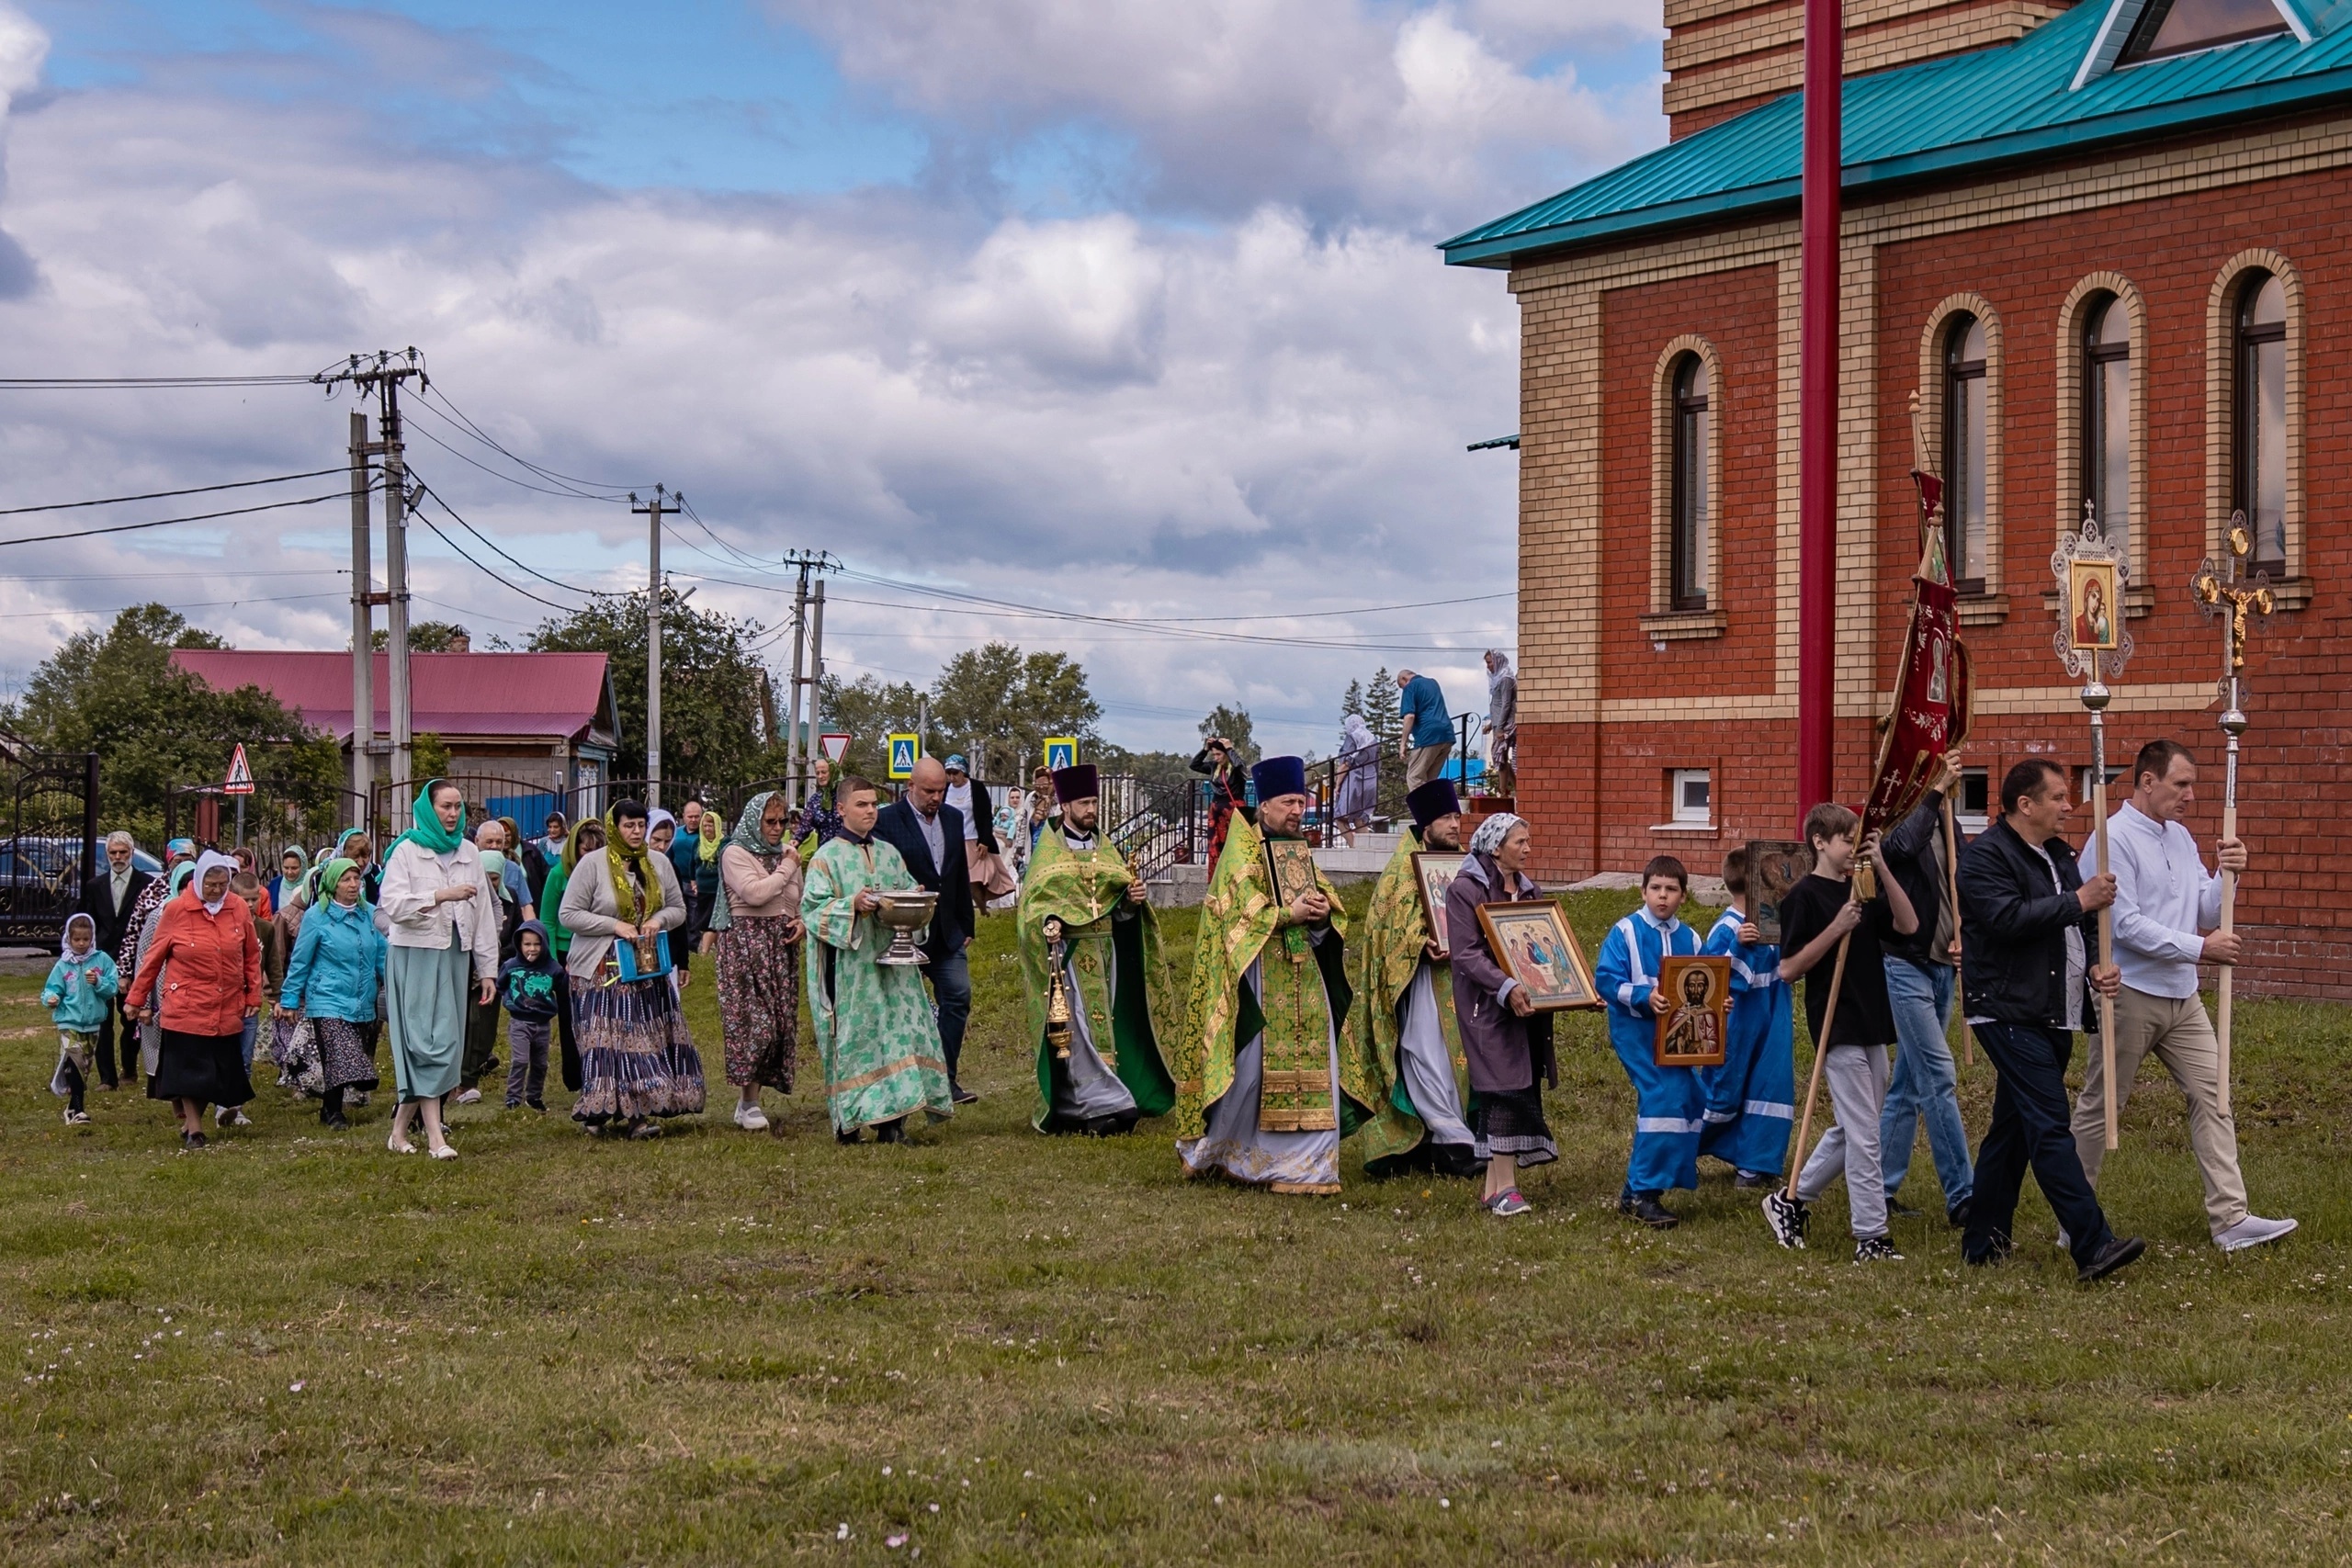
[1363,667,1402,750]
[816,673,925,784]
[6,604,342,846]
[927,642,1102,780]
[1340,678,1363,722]
[526,589,772,786]
[1198,705,1256,767]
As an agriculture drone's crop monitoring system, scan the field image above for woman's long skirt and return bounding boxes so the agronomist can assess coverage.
[572,973,707,1124]
[315,1017,381,1095]
[714,915,800,1092]
[387,930,470,1104]
[1468,1084,1558,1168]
[148,1029,253,1108]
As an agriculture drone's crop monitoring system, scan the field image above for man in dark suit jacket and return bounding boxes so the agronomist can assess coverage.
[873,757,979,1104]
[76,830,154,1089]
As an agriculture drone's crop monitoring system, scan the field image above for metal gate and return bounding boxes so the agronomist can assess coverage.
[0,752,99,945]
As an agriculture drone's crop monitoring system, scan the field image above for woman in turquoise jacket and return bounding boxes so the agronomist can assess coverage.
[277,856,387,1129]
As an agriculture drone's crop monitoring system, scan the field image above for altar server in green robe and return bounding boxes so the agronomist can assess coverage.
[1020,764,1177,1134]
[801,774,954,1144]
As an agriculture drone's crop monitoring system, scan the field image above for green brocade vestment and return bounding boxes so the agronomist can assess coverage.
[1018,826,1177,1132]
[1172,813,1378,1154]
[1352,829,1470,1174]
[802,835,954,1134]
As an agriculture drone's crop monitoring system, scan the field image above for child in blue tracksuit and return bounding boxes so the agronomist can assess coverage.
[498,920,567,1112]
[1700,849,1795,1185]
[1594,855,1703,1227]
[44,913,119,1124]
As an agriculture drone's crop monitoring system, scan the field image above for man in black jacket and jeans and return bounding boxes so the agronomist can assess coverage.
[1956,757,2143,1281]
[874,758,979,1105]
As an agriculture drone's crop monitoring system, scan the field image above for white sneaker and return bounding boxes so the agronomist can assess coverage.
[454,1088,481,1106]
[215,1106,251,1128]
[2215,1214,2298,1252]
[733,1101,770,1132]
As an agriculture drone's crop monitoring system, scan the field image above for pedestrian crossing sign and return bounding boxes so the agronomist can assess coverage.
[888,733,920,780]
[1043,737,1077,773]
[223,742,254,796]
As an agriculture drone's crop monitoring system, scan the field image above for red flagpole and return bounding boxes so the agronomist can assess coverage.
[1796,0,1841,822]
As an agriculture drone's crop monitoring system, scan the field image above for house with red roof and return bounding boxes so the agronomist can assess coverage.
[172,647,622,805]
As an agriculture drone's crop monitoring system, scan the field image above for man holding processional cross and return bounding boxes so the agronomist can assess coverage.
[2071,739,2295,1253]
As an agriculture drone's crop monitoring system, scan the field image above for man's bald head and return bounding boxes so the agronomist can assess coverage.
[908,756,947,813]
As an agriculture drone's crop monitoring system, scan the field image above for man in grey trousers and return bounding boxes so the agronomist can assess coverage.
[2074,739,2295,1253]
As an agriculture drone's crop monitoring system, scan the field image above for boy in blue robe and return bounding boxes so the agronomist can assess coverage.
[1700,849,1795,1186]
[1594,855,1702,1228]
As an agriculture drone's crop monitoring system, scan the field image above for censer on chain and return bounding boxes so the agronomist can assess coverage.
[1043,917,1073,1058]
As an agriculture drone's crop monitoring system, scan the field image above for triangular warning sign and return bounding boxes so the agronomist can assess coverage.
[224,742,255,795]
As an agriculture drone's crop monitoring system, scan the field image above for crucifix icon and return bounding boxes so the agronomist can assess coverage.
[2188,510,2274,1117]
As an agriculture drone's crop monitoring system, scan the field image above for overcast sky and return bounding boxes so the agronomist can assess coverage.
[0,0,1663,756]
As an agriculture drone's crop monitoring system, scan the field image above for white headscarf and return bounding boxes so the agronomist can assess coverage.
[1487,649,1513,693]
[62,911,96,955]
[191,850,239,915]
[1467,811,1524,860]
[1340,712,1374,756]
[647,807,677,842]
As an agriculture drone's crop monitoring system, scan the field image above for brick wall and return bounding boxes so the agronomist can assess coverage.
[1510,142,2352,997]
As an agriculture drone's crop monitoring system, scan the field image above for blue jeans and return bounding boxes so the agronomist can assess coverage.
[1880,957,1973,1210]
[927,946,972,1084]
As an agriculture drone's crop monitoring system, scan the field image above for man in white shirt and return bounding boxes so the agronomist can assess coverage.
[2075,739,2295,1253]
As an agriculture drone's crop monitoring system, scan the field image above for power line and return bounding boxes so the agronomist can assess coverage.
[406,475,613,601]
[0,468,346,518]
[0,590,350,622]
[418,384,647,499]
[0,487,367,549]
[0,373,322,389]
[406,509,590,615]
[401,413,626,504]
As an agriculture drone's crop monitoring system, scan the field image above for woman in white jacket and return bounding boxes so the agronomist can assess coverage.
[377,781,503,1159]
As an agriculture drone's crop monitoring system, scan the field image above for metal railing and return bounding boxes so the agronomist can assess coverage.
[1307,709,1485,840]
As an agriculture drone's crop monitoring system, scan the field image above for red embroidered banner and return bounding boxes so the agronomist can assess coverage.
[1861,466,1972,836]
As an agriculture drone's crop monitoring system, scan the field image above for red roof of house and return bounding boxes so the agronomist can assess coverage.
[173,650,616,746]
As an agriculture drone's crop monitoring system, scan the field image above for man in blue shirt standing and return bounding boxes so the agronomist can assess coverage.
[1396,669,1454,791]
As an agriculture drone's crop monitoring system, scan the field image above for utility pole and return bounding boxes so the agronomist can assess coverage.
[348,410,375,813]
[1795,0,1841,820]
[785,570,809,807]
[632,487,675,807]
[775,550,839,807]
[322,351,427,808]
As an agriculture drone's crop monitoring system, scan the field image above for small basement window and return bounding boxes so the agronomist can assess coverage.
[1670,769,1711,826]
[1957,768,1989,836]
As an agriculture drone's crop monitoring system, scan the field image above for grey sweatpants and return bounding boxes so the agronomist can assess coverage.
[1795,1043,1891,1241]
[503,1018,552,1107]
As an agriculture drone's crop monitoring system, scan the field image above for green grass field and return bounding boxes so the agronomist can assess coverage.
[2,887,2346,1564]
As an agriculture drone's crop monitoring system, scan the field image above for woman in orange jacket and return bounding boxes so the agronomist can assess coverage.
[127,851,262,1150]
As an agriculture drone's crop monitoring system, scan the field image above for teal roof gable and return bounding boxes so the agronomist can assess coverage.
[1442,0,2352,268]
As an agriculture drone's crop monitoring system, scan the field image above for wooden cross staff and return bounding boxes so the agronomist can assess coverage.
[2190,512,2274,1118]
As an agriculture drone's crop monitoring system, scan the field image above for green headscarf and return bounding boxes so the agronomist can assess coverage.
[390,779,465,862]
[318,857,366,906]
[697,807,723,864]
[705,790,786,934]
[603,805,662,927]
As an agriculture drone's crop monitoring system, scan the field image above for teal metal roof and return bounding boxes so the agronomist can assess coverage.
[1442,1,2352,268]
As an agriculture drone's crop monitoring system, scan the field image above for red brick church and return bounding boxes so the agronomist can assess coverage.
[1444,0,2351,995]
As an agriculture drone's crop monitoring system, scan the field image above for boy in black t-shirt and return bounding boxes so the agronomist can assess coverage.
[1760,802,1918,1261]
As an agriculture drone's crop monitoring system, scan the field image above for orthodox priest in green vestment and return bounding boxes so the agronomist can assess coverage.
[1354,778,1482,1179]
[801,777,954,1143]
[1019,764,1177,1134]
[1173,756,1378,1194]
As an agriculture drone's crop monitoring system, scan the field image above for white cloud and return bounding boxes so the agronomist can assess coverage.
[0,3,1655,750]
[772,0,1657,226]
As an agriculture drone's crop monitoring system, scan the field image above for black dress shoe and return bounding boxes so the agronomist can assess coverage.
[875,1118,908,1145]
[836,1128,864,1145]
[1962,1227,2013,1266]
[1887,1198,1922,1218]
[2076,1235,2145,1283]
[1621,1193,1679,1230]
[950,1081,979,1106]
[319,1111,351,1130]
[1946,1198,1972,1230]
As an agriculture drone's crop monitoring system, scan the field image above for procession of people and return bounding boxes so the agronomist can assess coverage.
[48,716,2296,1278]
